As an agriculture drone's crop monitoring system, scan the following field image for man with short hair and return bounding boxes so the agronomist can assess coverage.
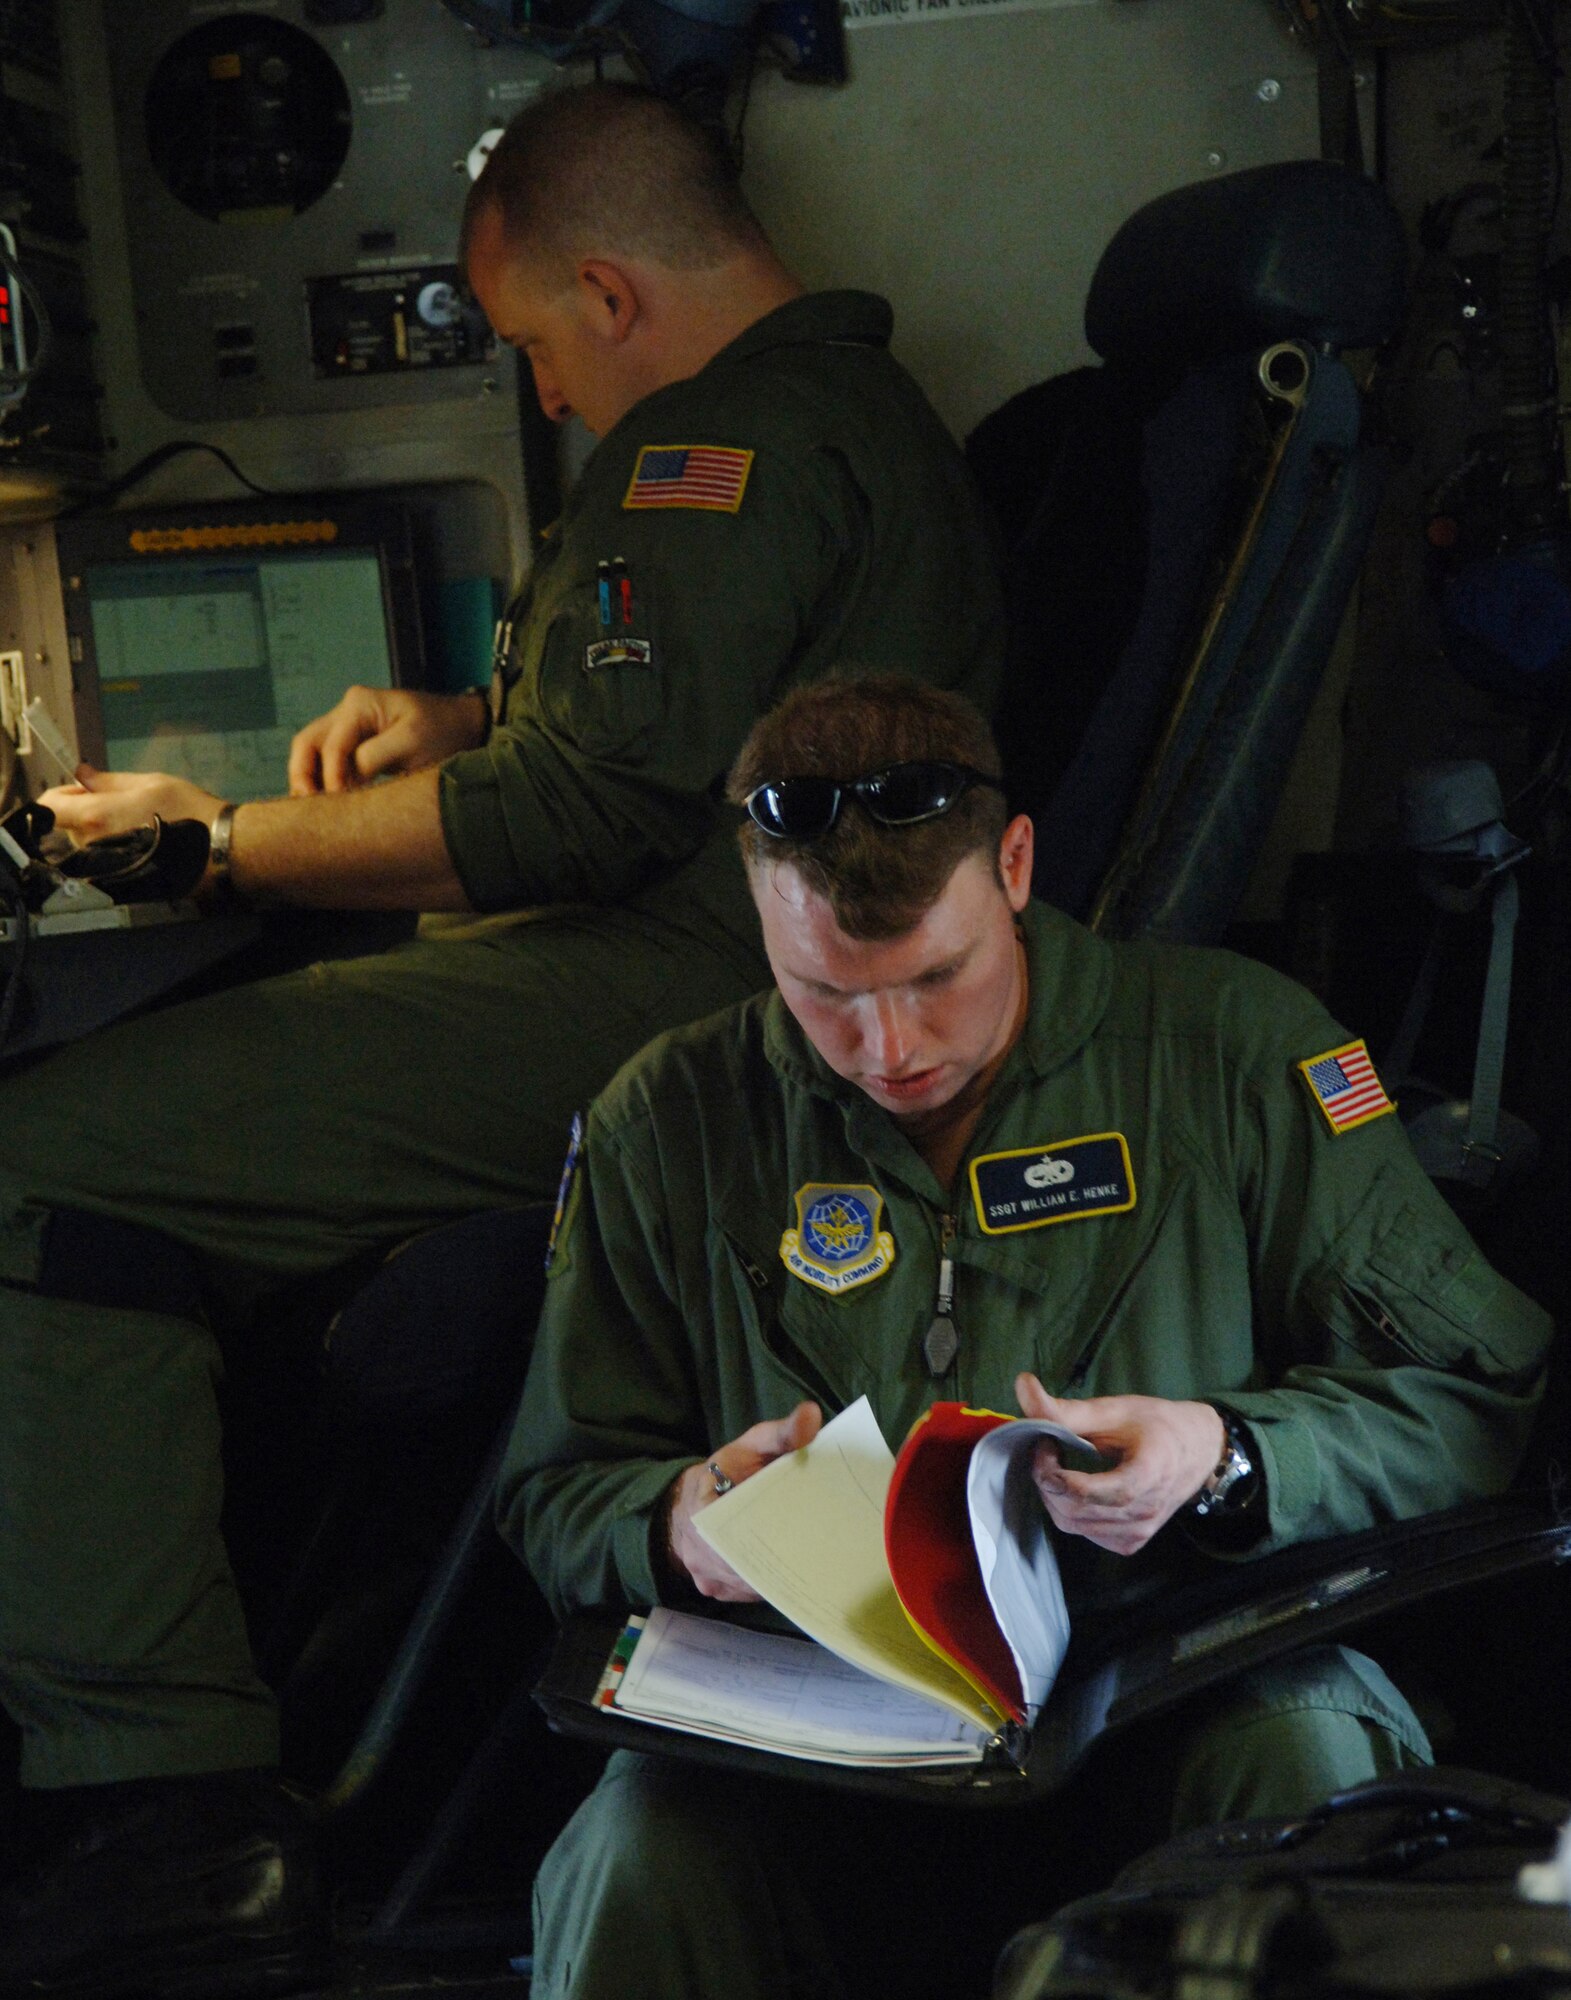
[503,676,1552,2000]
[0,84,1003,1993]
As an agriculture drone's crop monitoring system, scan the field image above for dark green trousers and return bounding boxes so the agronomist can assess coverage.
[529,1646,1433,2000]
[0,907,766,1787]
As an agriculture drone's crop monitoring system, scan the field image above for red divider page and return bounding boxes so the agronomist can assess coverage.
[884,1403,1026,1726]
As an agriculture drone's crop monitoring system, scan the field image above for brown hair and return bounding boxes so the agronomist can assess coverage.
[726,676,1010,941]
[461,82,767,283]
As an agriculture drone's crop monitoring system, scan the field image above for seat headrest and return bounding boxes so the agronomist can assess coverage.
[1085,159,1407,370]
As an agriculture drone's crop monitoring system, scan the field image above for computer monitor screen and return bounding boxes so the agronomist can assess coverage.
[86,547,392,799]
[57,498,427,803]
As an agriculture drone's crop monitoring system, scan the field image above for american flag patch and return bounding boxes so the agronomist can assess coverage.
[623,444,754,514]
[1297,1039,1395,1135]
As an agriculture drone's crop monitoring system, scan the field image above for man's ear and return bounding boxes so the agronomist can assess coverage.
[1000,813,1034,911]
[576,259,641,345]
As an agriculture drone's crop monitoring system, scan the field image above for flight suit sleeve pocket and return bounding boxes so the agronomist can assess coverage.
[537,576,664,761]
[1310,1188,1549,1383]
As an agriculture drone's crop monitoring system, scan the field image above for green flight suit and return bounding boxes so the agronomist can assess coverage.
[502,899,1552,2000]
[0,289,1004,1788]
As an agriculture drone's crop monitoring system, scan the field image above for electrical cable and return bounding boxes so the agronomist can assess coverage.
[51,440,276,522]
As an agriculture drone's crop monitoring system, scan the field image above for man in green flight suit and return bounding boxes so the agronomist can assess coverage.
[503,676,1553,2000]
[0,85,1003,1995]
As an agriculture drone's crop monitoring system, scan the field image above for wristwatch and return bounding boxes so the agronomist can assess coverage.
[1192,1407,1258,1518]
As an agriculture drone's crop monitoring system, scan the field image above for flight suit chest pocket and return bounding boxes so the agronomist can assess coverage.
[1016,1167,1186,1392]
[997,1140,1261,1403]
[712,1221,903,1414]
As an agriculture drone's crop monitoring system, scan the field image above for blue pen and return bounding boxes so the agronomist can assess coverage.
[596,561,613,627]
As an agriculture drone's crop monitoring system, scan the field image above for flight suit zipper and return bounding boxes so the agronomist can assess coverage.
[923,1213,959,1378]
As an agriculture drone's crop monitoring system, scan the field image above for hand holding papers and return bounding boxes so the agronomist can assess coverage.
[607,1397,1097,1768]
[666,1399,823,1602]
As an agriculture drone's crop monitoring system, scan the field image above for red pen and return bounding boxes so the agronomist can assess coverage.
[614,558,633,626]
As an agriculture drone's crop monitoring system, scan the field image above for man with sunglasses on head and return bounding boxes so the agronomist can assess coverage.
[0,84,1002,1999]
[502,675,1551,2000]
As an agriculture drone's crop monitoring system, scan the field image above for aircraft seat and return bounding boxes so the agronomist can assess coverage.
[968,156,1407,943]
[253,1201,559,1952]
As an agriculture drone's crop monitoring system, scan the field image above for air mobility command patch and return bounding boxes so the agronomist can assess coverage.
[970,1133,1136,1236]
[623,444,754,513]
[780,1183,895,1296]
[1298,1039,1395,1135]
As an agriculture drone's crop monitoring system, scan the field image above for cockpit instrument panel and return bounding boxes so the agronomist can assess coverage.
[101,2,551,423]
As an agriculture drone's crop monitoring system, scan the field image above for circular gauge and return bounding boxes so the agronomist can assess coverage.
[416,281,463,329]
[144,15,352,222]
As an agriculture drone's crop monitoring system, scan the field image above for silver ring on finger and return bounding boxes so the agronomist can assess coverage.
[707,1460,734,1497]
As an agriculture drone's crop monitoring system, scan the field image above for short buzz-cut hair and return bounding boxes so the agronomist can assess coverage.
[726,676,1011,942]
[460,82,768,282]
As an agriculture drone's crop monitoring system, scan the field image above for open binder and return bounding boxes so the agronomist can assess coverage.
[534,1487,1571,1807]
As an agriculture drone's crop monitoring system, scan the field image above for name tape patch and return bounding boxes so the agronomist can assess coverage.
[780,1182,895,1296]
[1297,1039,1395,1135]
[970,1133,1136,1236]
[584,637,653,673]
[623,444,754,514]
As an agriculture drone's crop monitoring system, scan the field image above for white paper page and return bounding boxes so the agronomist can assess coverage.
[614,1606,989,1766]
[965,1419,1085,1719]
[695,1396,999,1732]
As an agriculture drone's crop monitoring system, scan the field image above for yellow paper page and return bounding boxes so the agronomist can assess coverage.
[695,1397,1001,1734]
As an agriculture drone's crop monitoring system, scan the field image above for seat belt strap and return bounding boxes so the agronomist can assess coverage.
[1463,871,1520,1185]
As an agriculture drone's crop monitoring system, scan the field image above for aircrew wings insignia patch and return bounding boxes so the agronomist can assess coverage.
[623,444,754,513]
[780,1183,895,1296]
[1297,1039,1395,1134]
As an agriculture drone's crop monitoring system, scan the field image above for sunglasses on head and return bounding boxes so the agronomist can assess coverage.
[743,760,1004,842]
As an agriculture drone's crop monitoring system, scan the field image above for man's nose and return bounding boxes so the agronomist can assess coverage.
[864,994,913,1073]
[530,360,570,424]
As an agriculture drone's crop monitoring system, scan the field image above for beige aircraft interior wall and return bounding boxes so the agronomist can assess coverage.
[56,1,1325,518]
[741,0,1324,440]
